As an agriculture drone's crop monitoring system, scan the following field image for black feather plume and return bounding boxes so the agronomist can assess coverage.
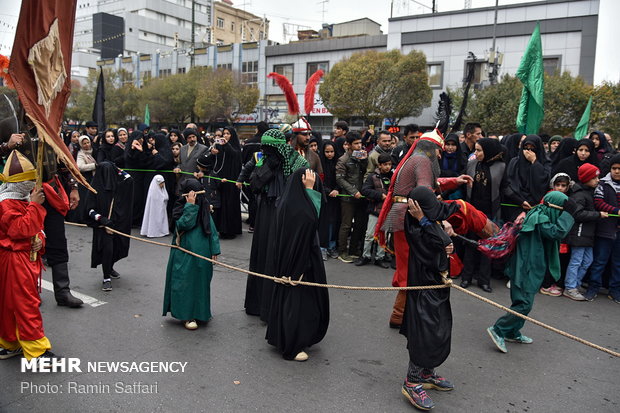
[434,92,452,135]
[451,51,477,133]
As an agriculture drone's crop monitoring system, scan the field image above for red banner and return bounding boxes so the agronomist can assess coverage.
[9,0,93,191]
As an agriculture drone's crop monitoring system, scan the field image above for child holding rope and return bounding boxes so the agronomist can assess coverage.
[487,191,576,353]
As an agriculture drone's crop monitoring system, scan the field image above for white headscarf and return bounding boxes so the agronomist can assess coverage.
[140,175,170,238]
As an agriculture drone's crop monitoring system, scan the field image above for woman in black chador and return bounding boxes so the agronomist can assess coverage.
[265,168,329,362]
[200,126,242,238]
[83,162,134,292]
[400,186,458,411]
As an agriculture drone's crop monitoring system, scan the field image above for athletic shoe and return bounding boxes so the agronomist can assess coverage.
[506,280,511,288]
[375,259,391,269]
[184,320,198,330]
[401,381,434,410]
[327,249,339,259]
[505,335,533,344]
[102,279,112,292]
[354,257,370,266]
[110,269,121,279]
[349,254,360,259]
[563,288,586,301]
[418,373,454,391]
[487,326,507,353]
[583,290,597,301]
[321,249,328,262]
[247,226,254,233]
[294,351,308,361]
[0,346,23,360]
[338,254,354,263]
[540,285,562,297]
[608,295,620,304]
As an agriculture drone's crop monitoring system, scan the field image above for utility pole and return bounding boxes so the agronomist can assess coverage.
[190,0,195,68]
[489,0,500,84]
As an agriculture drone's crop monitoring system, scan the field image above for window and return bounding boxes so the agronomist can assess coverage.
[543,56,561,76]
[464,60,488,84]
[241,61,258,85]
[217,18,224,29]
[273,64,294,84]
[427,63,443,89]
[159,68,172,78]
[306,61,329,81]
[178,67,186,74]
[217,63,232,70]
[231,22,235,32]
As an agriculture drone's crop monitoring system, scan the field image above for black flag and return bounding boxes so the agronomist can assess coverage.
[92,67,106,130]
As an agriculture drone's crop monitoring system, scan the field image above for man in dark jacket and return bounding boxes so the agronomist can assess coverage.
[336,132,368,262]
[391,124,420,167]
[357,153,392,267]
[365,131,393,179]
[586,155,620,302]
[564,163,607,300]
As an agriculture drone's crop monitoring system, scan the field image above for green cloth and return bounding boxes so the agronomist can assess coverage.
[516,22,544,135]
[306,188,322,215]
[162,203,220,321]
[506,191,574,293]
[144,104,150,126]
[259,129,309,177]
[574,96,592,140]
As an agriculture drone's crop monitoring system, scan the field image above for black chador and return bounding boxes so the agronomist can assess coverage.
[265,168,329,361]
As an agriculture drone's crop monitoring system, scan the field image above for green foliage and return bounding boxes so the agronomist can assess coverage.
[141,72,195,124]
[193,68,259,124]
[320,49,432,124]
[449,72,620,140]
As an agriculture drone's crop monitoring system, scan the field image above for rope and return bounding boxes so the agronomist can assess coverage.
[64,221,619,358]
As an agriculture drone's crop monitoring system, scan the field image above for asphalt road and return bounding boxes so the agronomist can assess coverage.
[1,222,618,412]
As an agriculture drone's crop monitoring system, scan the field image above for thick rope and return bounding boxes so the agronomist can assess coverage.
[65,221,619,358]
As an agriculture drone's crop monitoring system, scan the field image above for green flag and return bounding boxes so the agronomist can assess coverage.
[144,104,150,126]
[574,96,592,140]
[516,22,544,135]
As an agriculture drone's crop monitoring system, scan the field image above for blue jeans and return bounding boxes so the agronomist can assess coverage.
[564,247,593,290]
[587,235,620,298]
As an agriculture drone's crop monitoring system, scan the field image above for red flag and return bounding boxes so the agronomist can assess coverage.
[8,0,94,191]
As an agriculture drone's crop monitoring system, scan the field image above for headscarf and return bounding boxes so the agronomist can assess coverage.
[440,133,465,175]
[505,135,550,204]
[0,181,35,202]
[551,137,577,168]
[172,178,211,236]
[259,129,309,178]
[168,129,185,145]
[521,191,568,232]
[222,126,241,151]
[548,135,562,150]
[319,141,338,191]
[589,131,613,160]
[408,186,459,222]
[573,139,599,165]
[476,138,503,164]
[501,133,523,162]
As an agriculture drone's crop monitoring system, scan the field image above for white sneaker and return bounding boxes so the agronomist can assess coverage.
[184,320,198,330]
[563,288,586,301]
[294,351,308,361]
[506,280,511,289]
[0,346,23,360]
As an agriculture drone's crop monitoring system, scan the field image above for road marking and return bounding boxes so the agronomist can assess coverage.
[41,280,107,307]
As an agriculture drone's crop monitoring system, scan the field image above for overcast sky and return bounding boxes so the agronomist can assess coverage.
[0,0,541,54]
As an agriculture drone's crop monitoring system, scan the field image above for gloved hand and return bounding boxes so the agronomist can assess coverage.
[561,198,579,217]
[99,216,113,227]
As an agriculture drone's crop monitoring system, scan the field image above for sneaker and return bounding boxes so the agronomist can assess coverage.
[487,326,507,353]
[31,350,61,365]
[349,254,360,259]
[354,257,370,266]
[583,290,597,301]
[375,259,391,269]
[419,373,454,391]
[401,381,434,410]
[327,249,339,259]
[0,346,23,360]
[506,280,511,289]
[248,226,254,233]
[110,269,121,279]
[294,351,308,362]
[608,295,620,304]
[321,249,328,261]
[338,254,354,263]
[102,279,112,292]
[184,320,198,330]
[563,288,586,301]
[540,285,562,297]
[505,335,533,344]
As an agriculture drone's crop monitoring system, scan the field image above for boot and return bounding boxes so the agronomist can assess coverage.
[389,290,407,328]
[52,263,83,308]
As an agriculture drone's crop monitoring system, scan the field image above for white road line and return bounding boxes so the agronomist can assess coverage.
[40,280,107,307]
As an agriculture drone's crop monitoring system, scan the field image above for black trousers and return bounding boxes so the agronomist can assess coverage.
[338,199,368,256]
[460,233,491,285]
[43,204,69,266]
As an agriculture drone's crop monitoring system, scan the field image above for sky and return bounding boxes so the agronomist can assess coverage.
[0,0,542,54]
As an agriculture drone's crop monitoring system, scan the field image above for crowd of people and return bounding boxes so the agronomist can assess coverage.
[1,115,619,411]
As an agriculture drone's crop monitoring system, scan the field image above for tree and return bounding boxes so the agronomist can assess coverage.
[320,50,432,124]
[592,81,620,145]
[193,67,259,124]
[140,71,195,125]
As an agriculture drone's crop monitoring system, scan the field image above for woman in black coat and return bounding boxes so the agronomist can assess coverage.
[318,141,340,258]
[124,131,152,226]
[97,128,125,167]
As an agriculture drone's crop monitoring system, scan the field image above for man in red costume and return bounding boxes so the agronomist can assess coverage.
[0,150,56,361]
[376,130,474,328]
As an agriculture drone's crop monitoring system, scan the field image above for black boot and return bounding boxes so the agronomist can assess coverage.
[52,263,83,308]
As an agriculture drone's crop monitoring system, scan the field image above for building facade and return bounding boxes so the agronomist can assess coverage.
[213,0,269,45]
